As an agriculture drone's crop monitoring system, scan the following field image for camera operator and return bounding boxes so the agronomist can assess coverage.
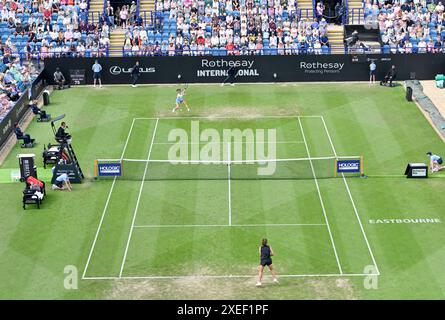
[380,65,397,87]
[346,30,359,48]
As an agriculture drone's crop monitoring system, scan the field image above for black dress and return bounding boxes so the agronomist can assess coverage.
[260,245,272,266]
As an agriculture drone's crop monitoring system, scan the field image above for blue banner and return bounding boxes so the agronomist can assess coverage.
[337,159,361,173]
[97,163,122,176]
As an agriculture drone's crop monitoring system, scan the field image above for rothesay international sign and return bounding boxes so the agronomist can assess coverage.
[44,54,445,84]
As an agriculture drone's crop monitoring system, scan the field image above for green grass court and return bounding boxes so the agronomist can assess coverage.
[1,83,445,299]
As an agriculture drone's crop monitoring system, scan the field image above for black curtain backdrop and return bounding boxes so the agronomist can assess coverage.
[43,54,443,85]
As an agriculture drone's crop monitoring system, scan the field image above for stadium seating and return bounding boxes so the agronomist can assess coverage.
[364,0,445,54]
[123,0,331,56]
[4,0,445,59]
[0,0,109,60]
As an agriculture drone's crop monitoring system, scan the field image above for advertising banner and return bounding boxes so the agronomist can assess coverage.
[97,162,123,176]
[337,159,362,173]
[44,54,445,85]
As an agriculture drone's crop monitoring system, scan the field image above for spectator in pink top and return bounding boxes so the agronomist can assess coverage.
[120,5,128,28]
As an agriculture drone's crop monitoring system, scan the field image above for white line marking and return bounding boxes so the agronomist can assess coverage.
[320,116,380,275]
[118,118,159,278]
[152,141,305,145]
[82,118,136,279]
[298,117,343,275]
[228,142,232,226]
[82,273,378,281]
[134,115,323,120]
[133,223,326,228]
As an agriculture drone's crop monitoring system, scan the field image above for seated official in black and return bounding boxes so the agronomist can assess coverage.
[14,123,33,144]
[30,101,48,119]
[56,122,71,142]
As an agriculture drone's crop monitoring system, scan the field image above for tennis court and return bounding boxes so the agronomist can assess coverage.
[82,115,379,280]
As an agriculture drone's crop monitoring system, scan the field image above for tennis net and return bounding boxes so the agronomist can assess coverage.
[94,156,364,181]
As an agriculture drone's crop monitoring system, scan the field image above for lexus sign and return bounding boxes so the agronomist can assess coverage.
[109,66,156,75]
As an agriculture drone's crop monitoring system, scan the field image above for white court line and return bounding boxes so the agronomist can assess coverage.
[228,142,232,226]
[297,117,344,275]
[152,141,305,145]
[82,118,136,279]
[118,118,159,278]
[83,273,378,281]
[133,223,326,228]
[320,116,381,276]
[134,115,323,120]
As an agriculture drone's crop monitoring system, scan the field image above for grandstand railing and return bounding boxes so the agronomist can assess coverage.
[141,11,154,26]
[33,44,346,57]
[298,8,313,20]
[87,9,153,25]
[136,0,141,18]
[86,0,91,23]
[118,47,344,56]
[350,8,364,24]
[88,11,101,24]
[312,0,316,19]
[20,45,445,60]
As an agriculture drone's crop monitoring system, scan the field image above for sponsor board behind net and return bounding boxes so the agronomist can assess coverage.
[98,163,122,176]
[337,159,361,172]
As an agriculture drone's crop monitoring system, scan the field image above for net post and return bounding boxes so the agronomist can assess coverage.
[94,159,98,179]
[360,155,364,177]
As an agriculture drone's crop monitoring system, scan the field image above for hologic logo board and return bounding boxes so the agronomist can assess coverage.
[97,163,122,176]
[337,159,361,173]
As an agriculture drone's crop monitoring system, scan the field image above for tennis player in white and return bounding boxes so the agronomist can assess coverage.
[172,88,190,112]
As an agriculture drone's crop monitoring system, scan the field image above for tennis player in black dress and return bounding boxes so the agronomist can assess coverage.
[256,238,278,286]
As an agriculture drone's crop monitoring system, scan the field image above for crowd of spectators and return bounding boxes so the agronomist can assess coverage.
[122,0,331,56]
[3,0,445,61]
[365,0,445,53]
[0,50,38,122]
[0,0,110,59]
